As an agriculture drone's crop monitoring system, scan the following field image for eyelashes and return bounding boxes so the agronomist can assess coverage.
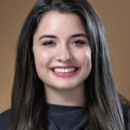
[42,41,56,46]
[72,40,85,46]
[42,40,86,46]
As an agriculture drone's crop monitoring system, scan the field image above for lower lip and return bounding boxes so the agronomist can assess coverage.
[50,69,79,77]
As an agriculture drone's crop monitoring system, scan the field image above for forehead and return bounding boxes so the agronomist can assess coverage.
[35,11,86,35]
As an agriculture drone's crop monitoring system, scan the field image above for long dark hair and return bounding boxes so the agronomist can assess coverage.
[10,0,127,130]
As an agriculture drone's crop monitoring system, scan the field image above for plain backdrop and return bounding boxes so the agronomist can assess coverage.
[0,0,130,113]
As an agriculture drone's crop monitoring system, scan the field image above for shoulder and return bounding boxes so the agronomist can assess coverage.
[0,109,10,130]
[120,97,130,130]
[120,97,130,116]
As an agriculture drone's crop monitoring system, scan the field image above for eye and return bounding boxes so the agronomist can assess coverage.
[42,41,56,46]
[72,40,86,46]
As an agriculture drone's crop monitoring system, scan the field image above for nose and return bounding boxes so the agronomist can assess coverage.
[55,46,73,62]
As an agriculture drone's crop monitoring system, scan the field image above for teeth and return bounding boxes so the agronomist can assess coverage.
[53,68,76,73]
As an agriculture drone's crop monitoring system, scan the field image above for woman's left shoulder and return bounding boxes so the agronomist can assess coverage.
[120,97,130,129]
[120,97,130,114]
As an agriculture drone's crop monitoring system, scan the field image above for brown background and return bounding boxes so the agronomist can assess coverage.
[0,0,130,113]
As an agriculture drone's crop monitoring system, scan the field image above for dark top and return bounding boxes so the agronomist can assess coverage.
[0,101,130,130]
[0,104,88,130]
[0,109,10,130]
[47,104,88,130]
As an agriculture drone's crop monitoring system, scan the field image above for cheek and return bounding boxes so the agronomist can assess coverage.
[77,48,92,77]
[33,49,52,71]
[77,48,91,66]
[85,50,91,67]
[84,49,92,71]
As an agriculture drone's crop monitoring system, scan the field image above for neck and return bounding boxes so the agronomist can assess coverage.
[44,83,85,107]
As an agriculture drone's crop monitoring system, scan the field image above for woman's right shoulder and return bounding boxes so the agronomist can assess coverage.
[0,109,10,130]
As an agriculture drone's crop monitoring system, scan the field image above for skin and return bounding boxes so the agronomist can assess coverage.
[33,11,92,106]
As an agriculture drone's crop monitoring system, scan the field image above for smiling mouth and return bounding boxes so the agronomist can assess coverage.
[51,68,78,73]
[50,66,79,77]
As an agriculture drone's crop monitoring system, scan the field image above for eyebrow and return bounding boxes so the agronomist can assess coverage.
[39,35,56,40]
[71,33,88,38]
[39,33,88,41]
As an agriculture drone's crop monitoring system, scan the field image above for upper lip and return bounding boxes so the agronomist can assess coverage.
[50,66,79,69]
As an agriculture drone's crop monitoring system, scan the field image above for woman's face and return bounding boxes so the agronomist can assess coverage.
[33,11,91,91]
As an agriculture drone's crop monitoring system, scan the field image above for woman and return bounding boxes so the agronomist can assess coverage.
[0,0,129,130]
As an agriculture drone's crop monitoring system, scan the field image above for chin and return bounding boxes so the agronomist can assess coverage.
[53,85,77,90]
[45,82,79,90]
